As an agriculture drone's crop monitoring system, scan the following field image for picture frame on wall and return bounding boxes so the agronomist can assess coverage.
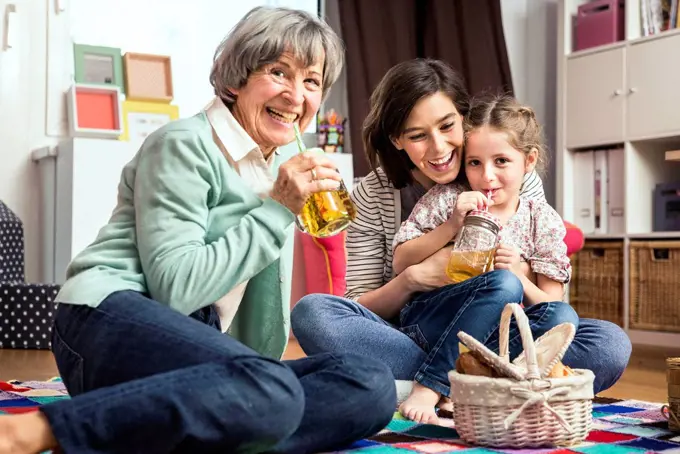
[73,44,125,93]
[66,83,123,139]
[120,100,179,143]
[123,52,174,103]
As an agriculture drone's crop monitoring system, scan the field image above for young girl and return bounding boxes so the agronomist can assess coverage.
[392,94,572,423]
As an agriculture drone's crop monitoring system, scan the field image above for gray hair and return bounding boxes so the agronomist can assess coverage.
[210,6,344,105]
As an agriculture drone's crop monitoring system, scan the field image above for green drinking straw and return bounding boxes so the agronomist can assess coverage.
[293,124,306,153]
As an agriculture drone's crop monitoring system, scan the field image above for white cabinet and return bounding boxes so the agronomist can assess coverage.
[33,138,139,283]
[627,34,680,139]
[566,47,626,148]
[564,34,680,148]
[558,1,680,347]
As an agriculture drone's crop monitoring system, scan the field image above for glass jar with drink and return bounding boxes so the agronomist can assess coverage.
[292,124,356,238]
[446,210,501,283]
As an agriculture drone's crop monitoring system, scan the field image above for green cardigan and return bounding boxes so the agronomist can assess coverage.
[55,111,298,359]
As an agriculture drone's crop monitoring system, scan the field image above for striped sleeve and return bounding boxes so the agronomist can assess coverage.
[344,171,394,301]
[520,170,546,201]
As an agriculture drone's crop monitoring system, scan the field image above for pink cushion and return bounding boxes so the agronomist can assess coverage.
[563,220,585,257]
[299,231,347,296]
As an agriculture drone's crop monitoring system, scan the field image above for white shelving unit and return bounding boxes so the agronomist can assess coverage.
[557,0,680,347]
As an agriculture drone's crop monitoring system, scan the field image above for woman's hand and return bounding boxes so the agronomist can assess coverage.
[271,151,342,214]
[447,191,493,229]
[494,243,523,276]
[404,246,454,292]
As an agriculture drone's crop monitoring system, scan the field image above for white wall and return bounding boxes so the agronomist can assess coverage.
[0,0,52,283]
[501,0,559,207]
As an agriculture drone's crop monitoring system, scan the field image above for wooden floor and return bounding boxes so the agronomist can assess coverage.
[1,341,678,403]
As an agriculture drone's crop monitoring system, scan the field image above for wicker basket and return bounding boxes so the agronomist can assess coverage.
[449,304,594,448]
[630,241,680,332]
[569,240,624,326]
[663,357,680,432]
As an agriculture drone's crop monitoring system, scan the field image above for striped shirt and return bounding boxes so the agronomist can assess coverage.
[344,169,545,300]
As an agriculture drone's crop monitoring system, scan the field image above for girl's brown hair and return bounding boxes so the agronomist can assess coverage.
[465,93,547,175]
[362,58,470,189]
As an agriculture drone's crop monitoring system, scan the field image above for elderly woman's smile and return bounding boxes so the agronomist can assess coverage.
[266,107,299,124]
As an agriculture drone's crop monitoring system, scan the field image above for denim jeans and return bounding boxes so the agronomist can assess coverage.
[43,290,396,454]
[291,270,632,396]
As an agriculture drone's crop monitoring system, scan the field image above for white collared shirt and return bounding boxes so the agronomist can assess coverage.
[205,97,278,332]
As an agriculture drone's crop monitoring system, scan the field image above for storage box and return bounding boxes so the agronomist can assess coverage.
[574,0,625,52]
[653,182,680,232]
[569,240,624,326]
[630,240,680,333]
[0,201,25,283]
[0,283,60,349]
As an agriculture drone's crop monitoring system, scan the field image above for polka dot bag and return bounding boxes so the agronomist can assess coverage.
[0,283,59,349]
[0,201,25,283]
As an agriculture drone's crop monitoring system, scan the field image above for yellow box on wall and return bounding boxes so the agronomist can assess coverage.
[120,100,179,142]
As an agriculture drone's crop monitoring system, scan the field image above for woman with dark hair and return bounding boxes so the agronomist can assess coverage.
[291,58,631,422]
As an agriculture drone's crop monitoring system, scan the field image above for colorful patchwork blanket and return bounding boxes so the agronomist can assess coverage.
[1,380,678,453]
[335,398,680,453]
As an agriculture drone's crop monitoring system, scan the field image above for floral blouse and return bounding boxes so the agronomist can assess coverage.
[393,183,571,283]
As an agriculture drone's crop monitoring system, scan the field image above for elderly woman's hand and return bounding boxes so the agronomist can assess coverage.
[271,151,343,214]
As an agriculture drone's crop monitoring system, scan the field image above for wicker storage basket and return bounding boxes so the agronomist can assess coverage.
[449,303,594,448]
[569,240,624,326]
[630,240,680,332]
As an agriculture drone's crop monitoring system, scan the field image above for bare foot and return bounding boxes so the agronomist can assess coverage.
[0,412,58,454]
[398,382,440,424]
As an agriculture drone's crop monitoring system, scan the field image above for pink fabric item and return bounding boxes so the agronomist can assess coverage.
[300,231,347,297]
[563,221,585,257]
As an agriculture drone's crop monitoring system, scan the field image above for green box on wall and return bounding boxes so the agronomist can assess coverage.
[73,43,125,94]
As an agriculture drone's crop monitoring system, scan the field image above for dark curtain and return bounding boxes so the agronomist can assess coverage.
[338,0,514,178]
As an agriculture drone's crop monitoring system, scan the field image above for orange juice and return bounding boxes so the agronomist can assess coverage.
[446,249,496,283]
[297,182,356,237]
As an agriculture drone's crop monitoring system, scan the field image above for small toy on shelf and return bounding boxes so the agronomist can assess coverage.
[317,109,347,153]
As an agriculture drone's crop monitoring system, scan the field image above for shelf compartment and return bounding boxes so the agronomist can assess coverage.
[629,240,680,333]
[569,240,625,327]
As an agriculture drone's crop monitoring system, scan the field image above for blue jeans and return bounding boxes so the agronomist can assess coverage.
[292,270,631,396]
[43,290,396,454]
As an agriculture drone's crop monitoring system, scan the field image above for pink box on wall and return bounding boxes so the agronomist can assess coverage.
[574,0,625,52]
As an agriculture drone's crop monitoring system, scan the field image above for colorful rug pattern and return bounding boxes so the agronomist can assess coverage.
[1,380,679,453]
[335,397,680,453]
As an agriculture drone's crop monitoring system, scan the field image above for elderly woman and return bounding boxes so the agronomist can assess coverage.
[0,7,395,454]
[292,59,632,410]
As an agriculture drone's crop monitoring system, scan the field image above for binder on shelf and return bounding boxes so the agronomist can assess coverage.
[607,147,625,234]
[594,150,608,234]
[573,150,595,234]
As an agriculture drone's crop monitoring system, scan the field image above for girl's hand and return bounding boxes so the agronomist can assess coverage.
[494,243,523,276]
[447,191,493,229]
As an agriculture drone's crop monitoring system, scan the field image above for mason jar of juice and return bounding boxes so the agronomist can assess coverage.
[446,210,501,283]
[291,124,357,238]
[296,180,357,238]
